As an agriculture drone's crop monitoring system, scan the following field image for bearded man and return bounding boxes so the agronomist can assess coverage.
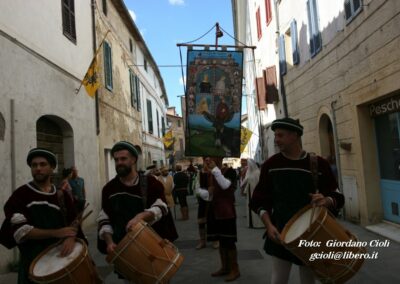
[97,141,168,281]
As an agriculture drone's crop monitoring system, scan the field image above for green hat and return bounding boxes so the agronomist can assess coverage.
[27,148,57,168]
[111,141,139,158]
[271,117,304,136]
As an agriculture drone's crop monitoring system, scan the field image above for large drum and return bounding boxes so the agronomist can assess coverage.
[29,238,101,283]
[106,221,184,284]
[281,205,365,283]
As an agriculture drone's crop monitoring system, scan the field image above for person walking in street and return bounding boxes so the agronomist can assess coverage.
[159,166,175,210]
[0,148,83,284]
[197,156,240,282]
[59,167,74,201]
[97,141,169,282]
[250,118,345,284]
[69,166,86,214]
[239,158,248,195]
[173,165,190,220]
[241,159,263,228]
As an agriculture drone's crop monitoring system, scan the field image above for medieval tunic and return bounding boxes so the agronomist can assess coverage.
[1,183,77,284]
[207,167,237,243]
[250,152,344,264]
[98,175,168,246]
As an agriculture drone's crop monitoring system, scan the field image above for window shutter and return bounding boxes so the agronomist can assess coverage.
[265,66,279,104]
[307,0,321,57]
[255,77,267,110]
[147,100,153,134]
[290,20,300,65]
[279,35,287,75]
[104,42,113,90]
[135,76,141,111]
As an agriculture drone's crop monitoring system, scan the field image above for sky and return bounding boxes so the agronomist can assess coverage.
[123,0,236,116]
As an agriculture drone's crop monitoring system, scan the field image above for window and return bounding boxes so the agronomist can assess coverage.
[102,0,107,16]
[161,117,166,136]
[265,0,272,26]
[290,19,300,65]
[103,41,113,90]
[62,0,76,43]
[156,110,160,137]
[306,0,322,57]
[177,120,181,128]
[129,39,133,53]
[278,35,287,75]
[256,7,262,40]
[345,0,362,23]
[129,70,138,109]
[144,59,148,71]
[147,99,153,134]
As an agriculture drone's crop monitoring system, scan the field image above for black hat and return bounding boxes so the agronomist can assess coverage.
[111,141,139,158]
[27,148,57,168]
[271,118,304,136]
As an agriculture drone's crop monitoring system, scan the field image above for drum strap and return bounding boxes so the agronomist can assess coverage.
[139,173,148,209]
[309,152,319,193]
[57,189,68,225]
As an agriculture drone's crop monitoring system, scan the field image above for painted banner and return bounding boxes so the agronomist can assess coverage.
[185,50,243,157]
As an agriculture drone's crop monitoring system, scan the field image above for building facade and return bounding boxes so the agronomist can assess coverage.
[233,0,400,230]
[232,0,279,163]
[0,0,100,271]
[95,0,168,181]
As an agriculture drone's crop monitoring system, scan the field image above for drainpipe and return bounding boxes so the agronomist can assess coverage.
[91,0,100,135]
[10,99,18,263]
[274,0,288,117]
[331,100,343,194]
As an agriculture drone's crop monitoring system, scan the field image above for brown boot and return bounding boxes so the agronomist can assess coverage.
[225,249,240,282]
[181,207,189,220]
[211,248,229,277]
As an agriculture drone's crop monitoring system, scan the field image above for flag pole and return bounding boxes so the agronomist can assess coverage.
[75,30,111,94]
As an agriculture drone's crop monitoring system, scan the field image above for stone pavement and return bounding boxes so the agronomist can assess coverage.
[1,191,400,283]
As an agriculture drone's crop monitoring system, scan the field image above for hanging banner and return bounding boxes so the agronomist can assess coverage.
[240,126,253,153]
[185,49,243,157]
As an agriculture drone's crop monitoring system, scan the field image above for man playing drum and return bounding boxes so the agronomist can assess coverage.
[250,118,344,284]
[97,141,169,282]
[0,148,82,284]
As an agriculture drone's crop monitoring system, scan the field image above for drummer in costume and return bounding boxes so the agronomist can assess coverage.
[0,148,81,284]
[97,141,169,281]
[250,118,344,284]
[197,157,240,282]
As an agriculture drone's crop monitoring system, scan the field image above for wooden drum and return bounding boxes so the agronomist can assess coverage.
[29,238,101,283]
[281,205,365,283]
[106,221,184,284]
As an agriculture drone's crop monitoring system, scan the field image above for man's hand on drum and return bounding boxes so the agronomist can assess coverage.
[59,237,76,257]
[125,211,154,232]
[309,193,334,207]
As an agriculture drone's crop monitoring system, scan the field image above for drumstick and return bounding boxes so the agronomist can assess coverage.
[80,210,93,224]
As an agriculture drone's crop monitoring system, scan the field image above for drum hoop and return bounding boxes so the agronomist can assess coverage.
[108,221,147,264]
[158,252,183,281]
[29,238,88,283]
[281,205,328,246]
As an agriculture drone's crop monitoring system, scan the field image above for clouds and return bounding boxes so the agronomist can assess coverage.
[128,9,136,21]
[169,0,185,6]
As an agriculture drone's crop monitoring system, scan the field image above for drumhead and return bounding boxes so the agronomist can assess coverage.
[284,206,322,243]
[32,241,83,277]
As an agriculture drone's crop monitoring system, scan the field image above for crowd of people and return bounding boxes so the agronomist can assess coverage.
[0,117,344,284]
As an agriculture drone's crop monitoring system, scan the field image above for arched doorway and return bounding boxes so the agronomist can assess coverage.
[36,115,74,185]
[319,114,337,179]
